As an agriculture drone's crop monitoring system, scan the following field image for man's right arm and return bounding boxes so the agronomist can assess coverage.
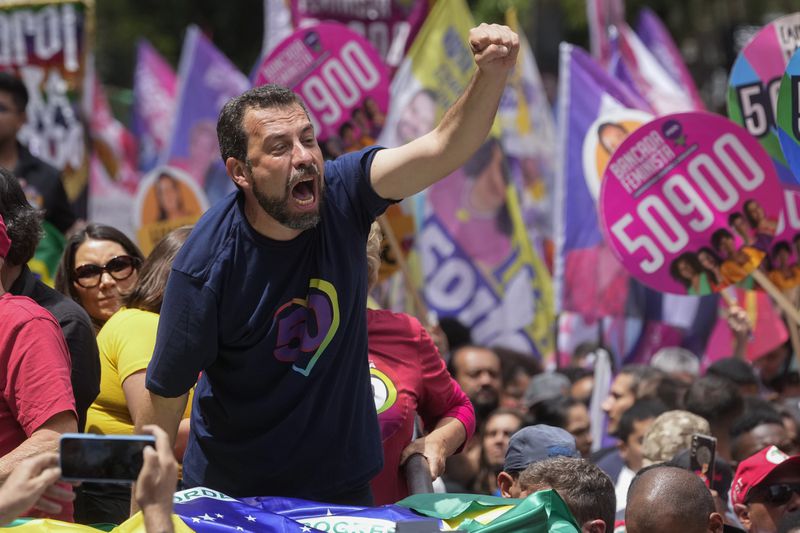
[132,391,188,451]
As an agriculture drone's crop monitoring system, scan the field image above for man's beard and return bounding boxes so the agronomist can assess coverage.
[252,164,324,231]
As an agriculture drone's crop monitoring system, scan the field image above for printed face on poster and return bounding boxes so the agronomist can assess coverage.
[133,166,208,254]
[254,23,390,160]
[600,112,783,295]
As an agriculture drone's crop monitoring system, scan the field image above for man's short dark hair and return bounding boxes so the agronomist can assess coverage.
[706,357,758,387]
[619,364,667,401]
[685,376,743,427]
[0,72,28,112]
[216,84,308,164]
[529,396,580,429]
[519,456,615,531]
[0,167,42,265]
[614,398,667,441]
[730,408,784,440]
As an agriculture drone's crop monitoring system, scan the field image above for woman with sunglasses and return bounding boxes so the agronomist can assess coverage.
[55,224,144,332]
[79,227,192,525]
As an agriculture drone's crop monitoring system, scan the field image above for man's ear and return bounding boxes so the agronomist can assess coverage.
[581,518,606,533]
[707,512,724,533]
[733,503,751,530]
[497,471,515,498]
[226,157,250,190]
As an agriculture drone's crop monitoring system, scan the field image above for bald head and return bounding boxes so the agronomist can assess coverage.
[626,466,722,533]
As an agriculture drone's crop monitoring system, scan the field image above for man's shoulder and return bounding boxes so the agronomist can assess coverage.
[16,145,61,182]
[325,146,383,181]
[0,294,58,327]
[28,279,92,325]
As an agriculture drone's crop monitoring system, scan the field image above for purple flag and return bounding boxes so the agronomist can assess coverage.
[162,26,250,206]
[554,44,651,319]
[132,39,177,172]
[636,8,705,111]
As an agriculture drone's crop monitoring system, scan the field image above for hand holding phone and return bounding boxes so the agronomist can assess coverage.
[690,433,717,489]
[59,434,156,484]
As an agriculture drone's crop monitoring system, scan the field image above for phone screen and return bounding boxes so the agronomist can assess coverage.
[60,434,156,483]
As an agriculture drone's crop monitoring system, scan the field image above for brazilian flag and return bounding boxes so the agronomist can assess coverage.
[28,221,66,288]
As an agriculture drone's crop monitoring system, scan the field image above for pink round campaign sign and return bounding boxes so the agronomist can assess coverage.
[599,112,783,295]
[254,22,390,146]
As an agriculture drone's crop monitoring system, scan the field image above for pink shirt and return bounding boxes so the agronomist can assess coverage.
[0,293,76,522]
[367,309,475,505]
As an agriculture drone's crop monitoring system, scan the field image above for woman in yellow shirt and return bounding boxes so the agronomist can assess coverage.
[80,227,192,525]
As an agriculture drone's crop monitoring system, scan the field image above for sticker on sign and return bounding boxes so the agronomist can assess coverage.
[599,112,783,295]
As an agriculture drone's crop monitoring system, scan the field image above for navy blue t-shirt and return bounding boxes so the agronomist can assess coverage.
[146,147,391,499]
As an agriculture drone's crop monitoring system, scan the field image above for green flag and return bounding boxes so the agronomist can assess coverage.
[397,490,580,532]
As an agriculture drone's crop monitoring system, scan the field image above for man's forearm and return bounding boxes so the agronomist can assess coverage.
[0,431,61,485]
[142,504,175,533]
[133,392,188,447]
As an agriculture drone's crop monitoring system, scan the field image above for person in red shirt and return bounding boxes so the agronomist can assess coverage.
[0,213,77,522]
[366,222,475,504]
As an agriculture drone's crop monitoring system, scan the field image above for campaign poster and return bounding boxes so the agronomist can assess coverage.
[290,0,429,71]
[728,12,800,186]
[0,0,92,215]
[255,22,390,159]
[600,112,782,295]
[133,165,208,255]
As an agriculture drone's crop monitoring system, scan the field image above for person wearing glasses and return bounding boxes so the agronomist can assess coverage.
[55,224,144,333]
[732,445,800,533]
[0,169,99,433]
[80,227,192,525]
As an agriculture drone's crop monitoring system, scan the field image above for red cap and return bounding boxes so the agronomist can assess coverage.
[732,446,800,506]
[0,214,9,260]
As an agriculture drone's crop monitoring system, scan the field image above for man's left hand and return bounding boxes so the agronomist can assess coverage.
[468,23,519,76]
[400,435,447,480]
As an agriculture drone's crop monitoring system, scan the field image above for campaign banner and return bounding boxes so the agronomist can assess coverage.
[290,0,429,71]
[777,47,800,179]
[132,39,177,173]
[0,0,92,215]
[635,8,705,111]
[727,12,800,186]
[254,22,390,158]
[600,112,782,295]
[163,25,249,206]
[553,43,651,317]
[586,0,625,67]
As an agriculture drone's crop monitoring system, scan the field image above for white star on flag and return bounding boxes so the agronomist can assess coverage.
[201,513,216,521]
[192,517,201,523]
[236,527,244,531]
[245,515,257,522]
[301,526,312,532]
[215,513,224,518]
[326,509,333,516]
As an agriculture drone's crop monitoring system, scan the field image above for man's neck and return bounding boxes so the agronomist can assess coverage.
[0,140,19,171]
[0,263,21,293]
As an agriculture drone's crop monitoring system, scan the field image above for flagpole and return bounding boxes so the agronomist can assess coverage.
[377,214,430,327]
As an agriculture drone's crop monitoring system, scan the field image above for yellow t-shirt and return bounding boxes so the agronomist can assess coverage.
[86,308,193,436]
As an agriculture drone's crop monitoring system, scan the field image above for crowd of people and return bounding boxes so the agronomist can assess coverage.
[0,20,798,533]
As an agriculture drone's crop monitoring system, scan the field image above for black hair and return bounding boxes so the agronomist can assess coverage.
[711,228,733,253]
[773,240,791,258]
[614,398,667,441]
[743,199,760,228]
[0,72,28,111]
[561,367,593,384]
[706,357,758,387]
[684,376,743,427]
[529,396,581,429]
[728,212,745,227]
[669,252,703,288]
[439,317,472,355]
[730,408,784,440]
[0,167,42,266]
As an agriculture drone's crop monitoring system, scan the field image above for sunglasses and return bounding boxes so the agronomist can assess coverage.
[749,483,800,506]
[72,255,140,288]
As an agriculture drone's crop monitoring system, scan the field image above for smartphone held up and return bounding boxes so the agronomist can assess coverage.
[59,434,156,484]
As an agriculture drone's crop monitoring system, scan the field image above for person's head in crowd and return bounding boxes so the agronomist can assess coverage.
[122,226,192,313]
[602,364,666,435]
[518,456,615,533]
[448,345,502,423]
[339,121,357,148]
[685,375,744,462]
[561,367,594,406]
[438,317,472,357]
[497,424,578,498]
[529,396,592,458]
[668,448,735,507]
[779,509,800,533]
[625,465,724,533]
[0,73,27,148]
[55,223,145,328]
[753,343,792,391]
[731,409,797,465]
[477,408,524,495]
[496,347,541,416]
[597,122,628,155]
[641,410,711,466]
[523,371,570,411]
[711,228,737,259]
[614,398,667,473]
[654,373,689,410]
[650,346,700,384]
[707,357,761,397]
[571,341,602,369]
[732,446,800,533]
[0,168,41,277]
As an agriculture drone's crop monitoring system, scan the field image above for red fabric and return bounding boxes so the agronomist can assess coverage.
[367,309,475,505]
[731,446,800,506]
[0,294,77,522]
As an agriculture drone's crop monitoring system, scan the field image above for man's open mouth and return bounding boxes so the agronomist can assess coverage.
[290,176,318,209]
